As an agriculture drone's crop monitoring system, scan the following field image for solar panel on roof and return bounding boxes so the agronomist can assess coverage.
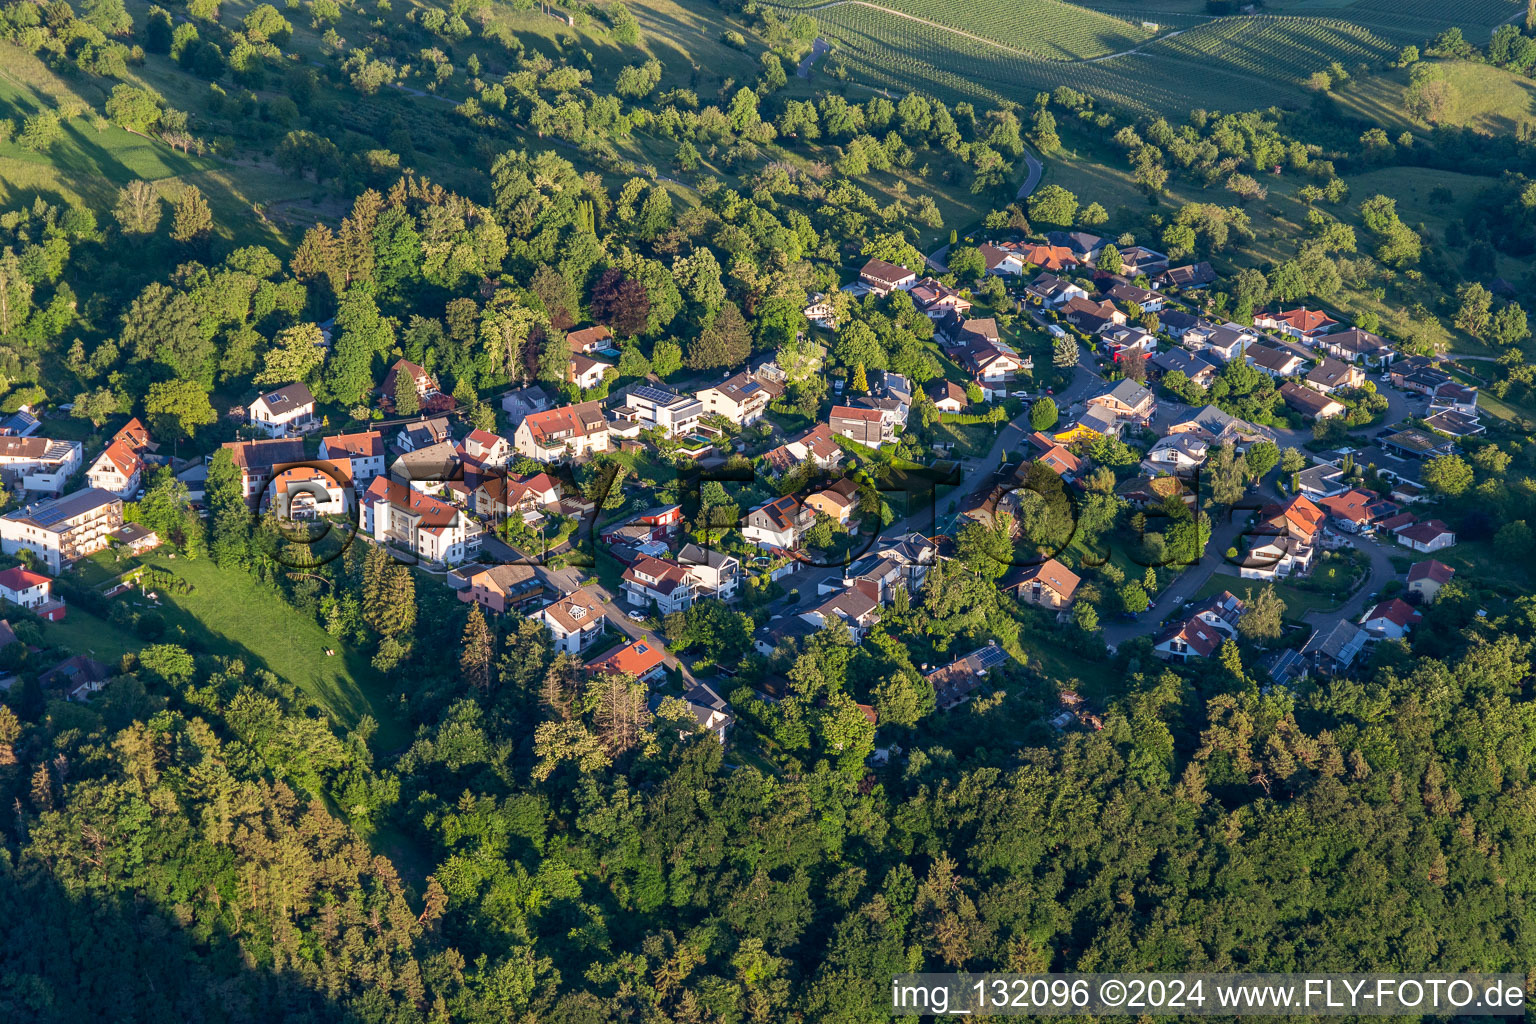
[630,384,681,405]
[31,506,68,527]
[972,645,1007,669]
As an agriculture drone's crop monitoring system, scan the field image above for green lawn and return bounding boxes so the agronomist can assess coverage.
[41,607,146,666]
[1193,570,1344,620]
[118,554,405,747]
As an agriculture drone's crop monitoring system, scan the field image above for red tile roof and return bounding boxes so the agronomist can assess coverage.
[0,566,50,591]
[587,638,667,678]
[1407,559,1455,585]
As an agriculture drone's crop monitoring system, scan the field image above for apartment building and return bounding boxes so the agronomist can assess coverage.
[0,488,124,572]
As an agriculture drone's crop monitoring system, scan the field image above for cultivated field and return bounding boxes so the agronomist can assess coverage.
[801,8,1397,113]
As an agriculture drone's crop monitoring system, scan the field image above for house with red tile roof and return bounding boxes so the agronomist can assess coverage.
[587,638,667,684]
[1361,597,1421,639]
[513,401,610,462]
[622,555,697,614]
[0,565,63,621]
[85,439,143,498]
[1407,559,1455,605]
[319,430,386,492]
[1255,306,1339,341]
[361,476,481,565]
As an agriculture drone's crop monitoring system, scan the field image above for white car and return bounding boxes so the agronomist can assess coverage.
[626,610,646,622]
[1379,373,1391,381]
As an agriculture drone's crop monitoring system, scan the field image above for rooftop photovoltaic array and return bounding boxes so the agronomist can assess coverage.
[631,385,682,405]
[971,645,1007,669]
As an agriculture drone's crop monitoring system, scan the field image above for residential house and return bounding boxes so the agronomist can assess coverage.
[513,402,611,461]
[600,505,684,547]
[829,405,889,446]
[1361,597,1421,639]
[361,476,482,564]
[1001,558,1080,609]
[0,437,82,496]
[459,563,552,614]
[221,438,306,502]
[857,258,916,296]
[677,542,741,600]
[319,431,387,492]
[1305,357,1363,393]
[1085,378,1156,426]
[1154,615,1228,662]
[925,643,1012,710]
[1382,428,1455,460]
[1166,405,1269,447]
[112,523,160,555]
[1046,230,1104,262]
[806,477,860,524]
[458,430,511,478]
[382,358,455,413]
[1116,245,1169,276]
[1318,489,1380,533]
[743,494,814,550]
[1156,262,1216,290]
[568,353,614,390]
[0,565,63,621]
[1396,519,1455,553]
[85,440,143,498]
[247,383,317,438]
[1149,347,1217,387]
[1062,295,1126,334]
[1104,281,1166,312]
[926,379,968,413]
[876,532,938,592]
[0,488,123,573]
[909,277,972,320]
[1246,342,1306,377]
[566,325,614,354]
[1032,436,1085,481]
[1302,620,1368,675]
[979,242,1031,276]
[1280,381,1347,420]
[695,372,773,427]
[680,682,733,743]
[1157,309,1202,339]
[800,586,881,642]
[1241,495,1323,580]
[1396,365,1454,396]
[271,463,351,519]
[1025,272,1089,308]
[396,416,452,454]
[803,294,835,328]
[1254,306,1338,342]
[39,654,113,702]
[1319,327,1393,366]
[533,588,606,655]
[1424,410,1485,438]
[1187,323,1256,363]
[1147,434,1209,473]
[622,555,696,614]
[500,384,556,427]
[0,410,40,438]
[1102,325,1158,363]
[951,319,1026,399]
[1407,559,1454,605]
[475,471,561,519]
[1297,464,1347,500]
[765,423,844,476]
[587,638,667,685]
[1013,242,1079,272]
[1430,382,1478,415]
[1187,590,1246,636]
[614,385,703,437]
[1115,474,1190,509]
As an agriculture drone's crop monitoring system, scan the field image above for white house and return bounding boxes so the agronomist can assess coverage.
[248,383,318,438]
[1395,519,1455,553]
[513,402,610,462]
[319,430,387,492]
[677,542,741,601]
[614,385,703,437]
[621,555,695,614]
[361,476,482,565]
[85,440,143,498]
[533,589,606,654]
[0,488,123,573]
[0,565,56,616]
[0,436,83,496]
[743,495,813,550]
[272,464,351,519]
[1361,597,1420,639]
[695,372,774,427]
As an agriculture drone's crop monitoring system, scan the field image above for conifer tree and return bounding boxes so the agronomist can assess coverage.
[393,368,420,415]
[851,362,869,392]
[460,604,494,692]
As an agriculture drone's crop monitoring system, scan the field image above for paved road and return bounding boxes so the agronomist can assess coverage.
[796,38,832,78]
[1016,145,1044,201]
[1301,534,1398,634]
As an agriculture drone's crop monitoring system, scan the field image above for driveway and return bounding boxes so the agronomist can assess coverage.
[1301,534,1399,634]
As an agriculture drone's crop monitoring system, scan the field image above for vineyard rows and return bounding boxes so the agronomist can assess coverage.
[877,0,1150,60]
[807,7,1398,114]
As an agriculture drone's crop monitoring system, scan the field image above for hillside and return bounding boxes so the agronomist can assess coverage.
[1334,59,1536,135]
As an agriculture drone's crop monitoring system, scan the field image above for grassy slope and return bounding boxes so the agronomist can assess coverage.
[44,553,407,747]
[1335,60,1536,137]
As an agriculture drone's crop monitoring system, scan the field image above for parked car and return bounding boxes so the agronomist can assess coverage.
[626,610,645,622]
